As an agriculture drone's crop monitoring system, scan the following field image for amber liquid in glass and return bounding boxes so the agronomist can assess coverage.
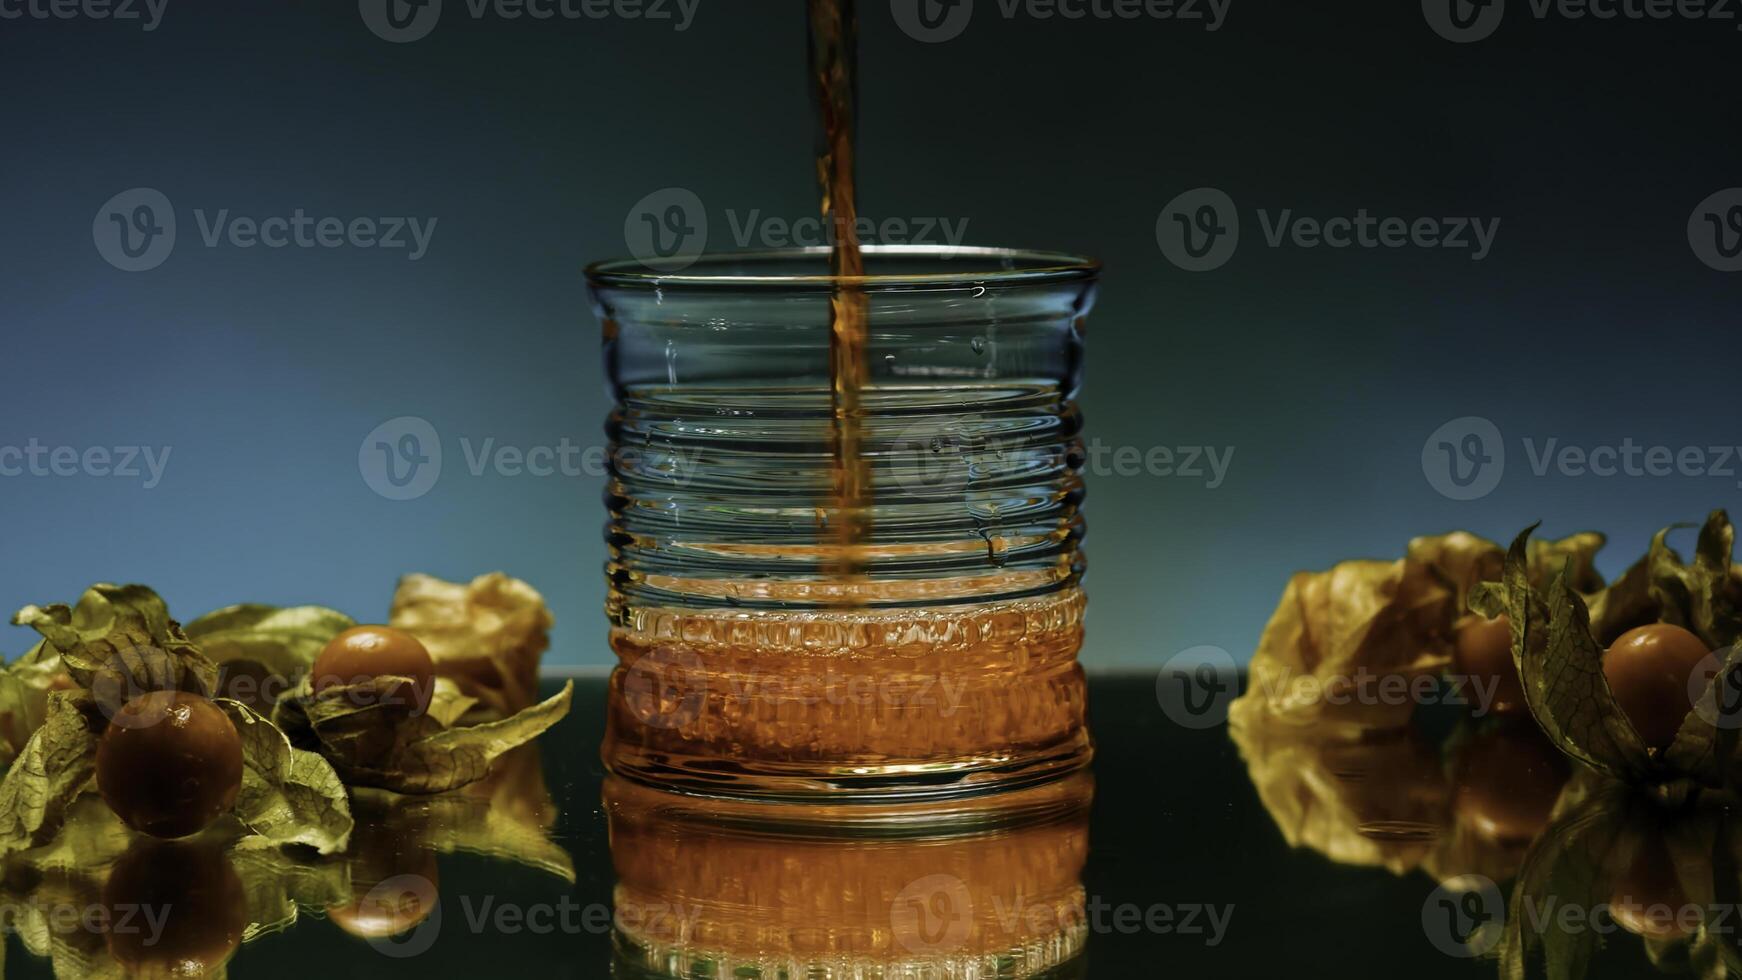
[601,0,1090,798]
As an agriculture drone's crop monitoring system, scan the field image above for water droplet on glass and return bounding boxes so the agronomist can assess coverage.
[970,336,986,354]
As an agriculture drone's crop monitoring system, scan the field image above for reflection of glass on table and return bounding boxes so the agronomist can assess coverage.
[604,771,1092,977]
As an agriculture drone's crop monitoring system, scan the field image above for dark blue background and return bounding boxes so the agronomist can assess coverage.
[2,0,1738,667]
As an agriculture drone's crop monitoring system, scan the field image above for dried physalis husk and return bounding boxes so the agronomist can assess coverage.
[1230,532,1498,734]
[1230,530,1616,735]
[389,573,553,716]
[1471,511,1742,794]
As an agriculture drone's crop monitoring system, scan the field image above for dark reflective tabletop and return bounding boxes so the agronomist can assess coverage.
[1,676,1690,978]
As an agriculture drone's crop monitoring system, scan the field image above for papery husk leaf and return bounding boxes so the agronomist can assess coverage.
[1408,530,1507,613]
[1469,580,1507,621]
[390,572,552,716]
[424,676,480,730]
[1649,510,1742,650]
[1497,786,1632,980]
[1234,531,1614,735]
[0,858,117,977]
[412,744,570,880]
[272,674,426,769]
[0,655,70,770]
[1228,720,1449,874]
[353,680,572,794]
[1583,556,1657,647]
[1664,641,1742,789]
[1232,555,1456,735]
[215,698,353,855]
[1647,805,1742,975]
[1525,532,1607,596]
[355,770,574,883]
[185,603,356,689]
[0,693,104,855]
[1499,529,1653,781]
[228,839,353,940]
[12,794,132,873]
[278,678,573,794]
[12,584,217,717]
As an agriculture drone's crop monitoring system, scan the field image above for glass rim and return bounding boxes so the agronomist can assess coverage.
[585,245,1100,290]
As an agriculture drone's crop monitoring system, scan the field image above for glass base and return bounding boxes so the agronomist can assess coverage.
[604,729,1094,801]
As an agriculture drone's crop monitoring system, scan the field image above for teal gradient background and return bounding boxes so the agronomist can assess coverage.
[2,2,1739,669]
